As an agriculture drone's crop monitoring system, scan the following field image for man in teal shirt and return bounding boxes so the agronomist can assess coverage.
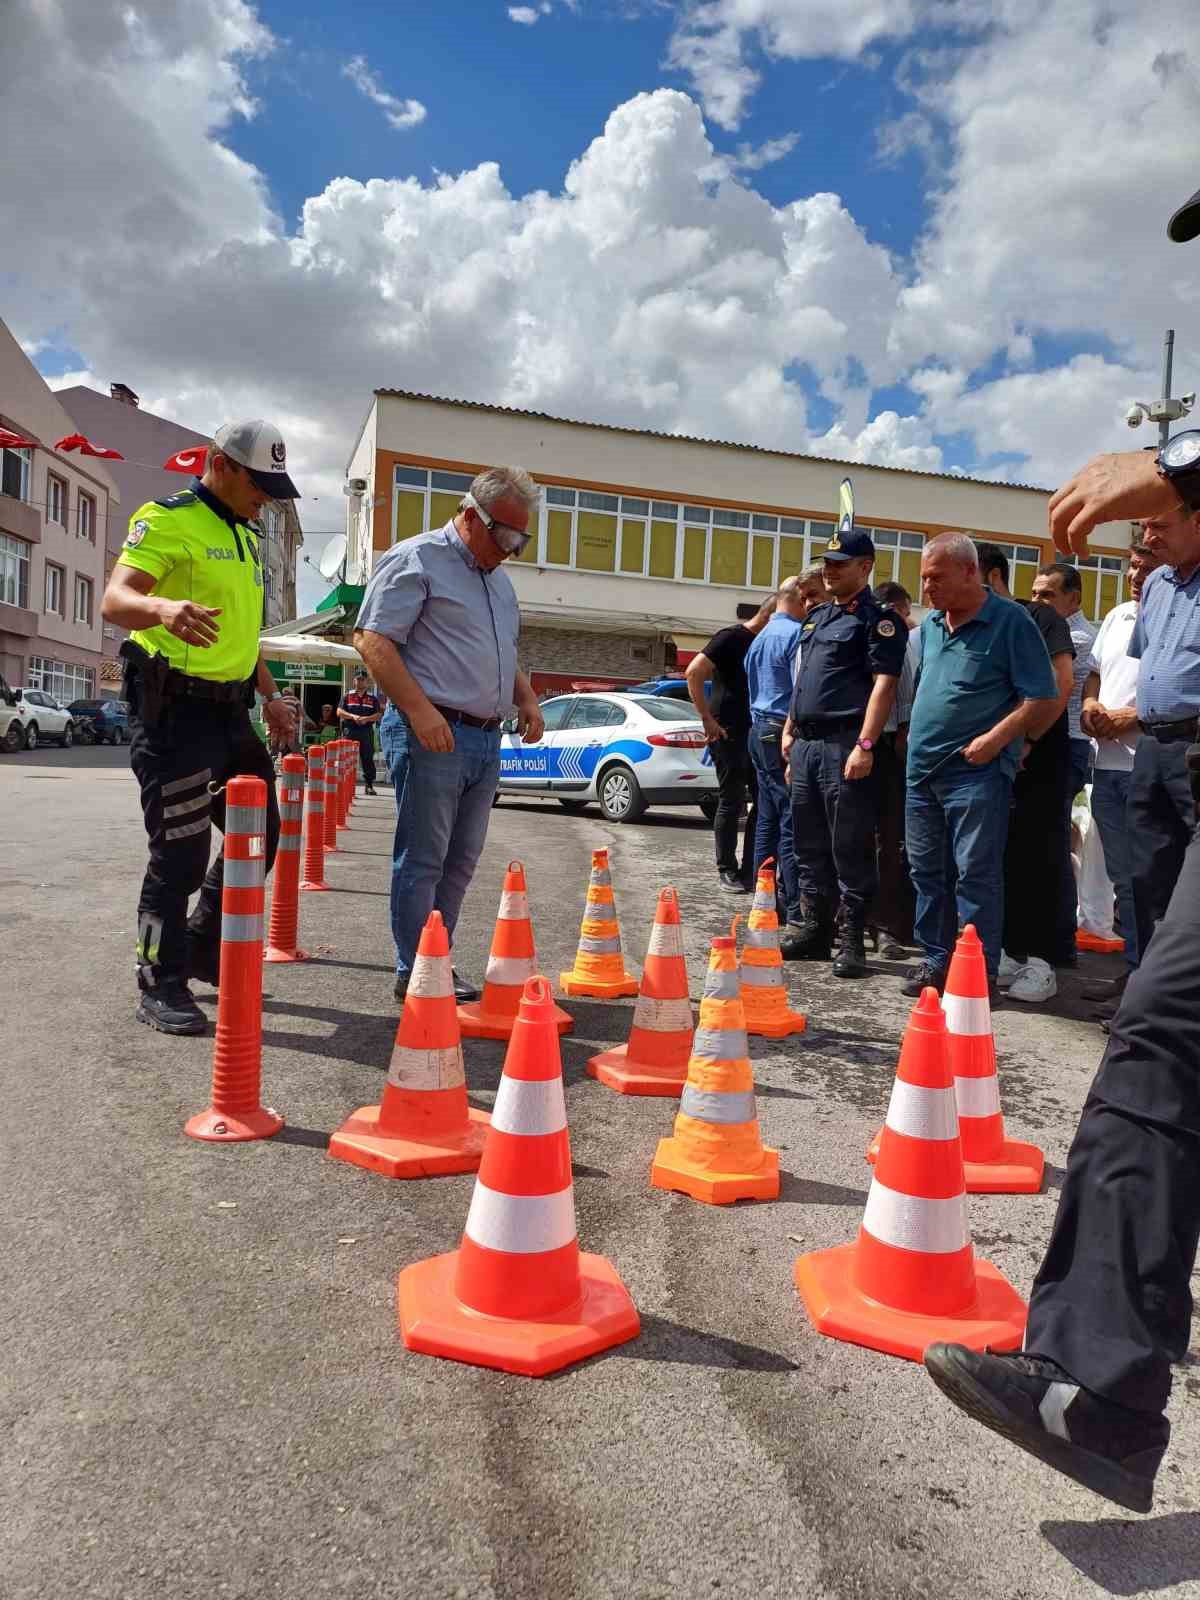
[904,532,1058,991]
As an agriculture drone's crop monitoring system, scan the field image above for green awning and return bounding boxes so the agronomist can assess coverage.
[316,582,365,616]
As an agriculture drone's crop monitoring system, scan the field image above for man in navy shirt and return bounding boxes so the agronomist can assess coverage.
[744,576,807,925]
[338,669,384,795]
[780,528,905,976]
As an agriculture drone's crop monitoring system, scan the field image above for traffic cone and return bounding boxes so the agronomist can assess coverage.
[794,988,1027,1362]
[300,743,329,892]
[738,858,806,1039]
[587,887,693,1095]
[398,976,641,1376]
[335,739,352,831]
[265,753,309,962]
[323,742,340,851]
[559,848,639,998]
[329,911,489,1178]
[650,935,779,1204]
[459,861,572,1039]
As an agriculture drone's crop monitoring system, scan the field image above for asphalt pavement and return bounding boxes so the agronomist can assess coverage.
[1,745,1197,1600]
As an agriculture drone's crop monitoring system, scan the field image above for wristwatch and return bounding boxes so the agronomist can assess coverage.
[264,691,283,704]
[856,737,875,752]
[1156,430,1200,511]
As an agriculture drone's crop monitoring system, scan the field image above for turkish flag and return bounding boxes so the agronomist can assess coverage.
[162,446,208,474]
[0,428,38,449]
[53,433,124,459]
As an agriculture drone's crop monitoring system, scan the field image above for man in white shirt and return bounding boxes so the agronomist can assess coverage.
[1077,541,1162,1009]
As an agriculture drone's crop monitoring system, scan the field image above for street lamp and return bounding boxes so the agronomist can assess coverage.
[1125,329,1194,447]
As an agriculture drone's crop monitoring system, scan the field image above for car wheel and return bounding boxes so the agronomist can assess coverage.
[699,796,719,822]
[62,722,74,748]
[2,721,25,754]
[558,799,589,814]
[598,764,646,823]
[25,723,38,752]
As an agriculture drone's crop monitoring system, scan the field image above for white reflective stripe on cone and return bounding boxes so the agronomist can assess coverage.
[862,1179,970,1254]
[464,1180,577,1254]
[388,1044,465,1091]
[221,912,264,944]
[631,995,693,1032]
[704,969,740,1000]
[955,1074,1003,1119]
[223,858,265,889]
[740,964,782,987]
[498,890,529,921]
[408,953,454,999]
[590,869,613,887]
[226,804,265,834]
[885,1078,959,1142]
[577,935,622,954]
[680,1086,758,1124]
[691,1027,748,1060]
[485,953,537,986]
[942,993,991,1036]
[752,891,775,912]
[647,921,685,959]
[490,1074,567,1136]
[742,927,779,949]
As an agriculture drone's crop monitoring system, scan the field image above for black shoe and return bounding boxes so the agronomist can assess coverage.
[394,972,410,1004]
[832,924,868,979]
[365,784,377,796]
[779,896,832,961]
[718,869,748,893]
[185,935,220,988]
[901,960,946,997]
[1081,971,1129,1002]
[924,1344,1168,1514]
[136,980,206,1036]
[451,967,480,1003]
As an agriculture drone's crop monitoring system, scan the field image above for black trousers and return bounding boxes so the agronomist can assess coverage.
[710,732,756,878]
[353,729,377,787]
[1002,755,1075,965]
[129,684,279,987]
[789,726,879,918]
[1128,736,1194,962]
[1026,808,1200,1414]
[873,733,914,942]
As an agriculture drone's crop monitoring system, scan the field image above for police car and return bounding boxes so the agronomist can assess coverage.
[497,693,718,823]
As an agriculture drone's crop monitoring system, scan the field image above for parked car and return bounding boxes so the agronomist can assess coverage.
[2,687,77,751]
[624,676,693,701]
[497,693,718,822]
[68,698,130,744]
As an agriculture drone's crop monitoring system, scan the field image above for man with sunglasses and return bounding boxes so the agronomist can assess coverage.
[355,466,545,1004]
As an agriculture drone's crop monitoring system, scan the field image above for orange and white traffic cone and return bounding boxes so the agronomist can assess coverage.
[650,935,779,1203]
[459,861,572,1039]
[322,742,340,852]
[559,848,639,997]
[329,911,489,1178]
[587,887,693,1095]
[300,743,329,892]
[185,775,283,1143]
[794,987,1027,1362]
[398,976,641,1375]
[738,858,806,1039]
[265,753,309,962]
[334,739,352,831]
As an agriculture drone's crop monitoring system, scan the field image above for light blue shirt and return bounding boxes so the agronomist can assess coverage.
[356,522,520,720]
[746,613,802,721]
[1129,563,1200,722]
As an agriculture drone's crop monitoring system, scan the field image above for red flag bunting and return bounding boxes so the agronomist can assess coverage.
[0,428,38,450]
[162,447,208,474]
[53,433,125,459]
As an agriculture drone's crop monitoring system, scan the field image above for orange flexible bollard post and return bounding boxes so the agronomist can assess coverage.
[587,887,693,1095]
[738,859,806,1038]
[185,775,283,1143]
[300,743,329,892]
[323,742,340,852]
[795,988,1026,1362]
[336,739,352,830]
[265,754,309,962]
[459,861,572,1039]
[399,976,640,1375]
[559,848,638,998]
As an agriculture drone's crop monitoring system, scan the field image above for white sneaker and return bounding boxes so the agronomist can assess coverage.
[1007,957,1057,1003]
[997,950,1022,990]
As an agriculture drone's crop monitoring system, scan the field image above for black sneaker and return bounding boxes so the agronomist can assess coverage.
[136,980,207,1036]
[365,784,377,796]
[924,1344,1168,1514]
[394,972,410,1004]
[718,869,748,894]
[901,960,946,997]
[451,967,479,1003]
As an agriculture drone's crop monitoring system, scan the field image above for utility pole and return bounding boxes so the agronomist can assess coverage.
[1125,329,1193,439]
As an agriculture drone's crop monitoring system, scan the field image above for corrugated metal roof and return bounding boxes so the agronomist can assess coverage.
[373,387,1049,496]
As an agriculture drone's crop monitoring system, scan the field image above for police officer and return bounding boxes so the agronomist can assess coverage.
[338,669,383,795]
[100,420,300,1036]
[780,527,905,977]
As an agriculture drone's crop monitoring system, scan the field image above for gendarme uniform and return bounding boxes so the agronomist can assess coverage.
[786,526,906,970]
[120,474,279,1000]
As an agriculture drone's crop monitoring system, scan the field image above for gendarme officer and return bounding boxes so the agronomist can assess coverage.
[100,420,300,1036]
[780,526,905,977]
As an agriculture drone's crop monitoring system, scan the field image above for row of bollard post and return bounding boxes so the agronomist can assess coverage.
[185,739,362,1144]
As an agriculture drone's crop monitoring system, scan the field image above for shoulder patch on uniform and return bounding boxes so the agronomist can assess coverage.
[877,618,897,638]
[153,490,198,509]
[124,519,150,548]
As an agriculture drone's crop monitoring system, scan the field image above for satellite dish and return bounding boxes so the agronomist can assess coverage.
[318,533,348,583]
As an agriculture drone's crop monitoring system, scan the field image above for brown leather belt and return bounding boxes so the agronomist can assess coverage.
[430,703,502,732]
[1140,716,1199,743]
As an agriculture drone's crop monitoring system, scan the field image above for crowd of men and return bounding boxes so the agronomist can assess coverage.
[689,524,1186,1021]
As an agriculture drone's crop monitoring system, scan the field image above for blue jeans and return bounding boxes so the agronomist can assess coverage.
[379,711,501,979]
[749,720,801,923]
[906,761,1013,979]
[1089,767,1138,969]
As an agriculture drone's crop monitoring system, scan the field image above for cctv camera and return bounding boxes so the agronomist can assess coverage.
[1125,403,1146,429]
[1182,392,1196,414]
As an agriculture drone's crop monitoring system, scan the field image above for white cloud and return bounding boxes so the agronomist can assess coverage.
[342,54,426,130]
[733,131,800,170]
[508,7,541,23]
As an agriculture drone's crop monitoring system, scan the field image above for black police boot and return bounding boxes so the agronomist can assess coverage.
[780,897,831,961]
[924,1344,1169,1514]
[136,978,207,1036]
[451,968,480,1002]
[832,914,868,979]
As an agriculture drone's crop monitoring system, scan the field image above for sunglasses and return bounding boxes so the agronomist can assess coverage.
[463,492,531,556]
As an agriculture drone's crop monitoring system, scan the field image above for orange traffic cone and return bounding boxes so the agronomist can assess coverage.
[794,988,1027,1362]
[458,860,572,1039]
[559,848,638,998]
[650,935,779,1204]
[738,858,806,1039]
[587,887,694,1095]
[328,911,489,1178]
[398,976,641,1376]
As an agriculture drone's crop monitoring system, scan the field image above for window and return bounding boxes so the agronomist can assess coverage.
[0,532,30,607]
[1,446,31,501]
[538,697,576,731]
[27,656,94,701]
[565,698,623,729]
[631,696,702,722]
[77,492,95,541]
[74,574,93,625]
[47,474,68,526]
[45,562,64,615]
